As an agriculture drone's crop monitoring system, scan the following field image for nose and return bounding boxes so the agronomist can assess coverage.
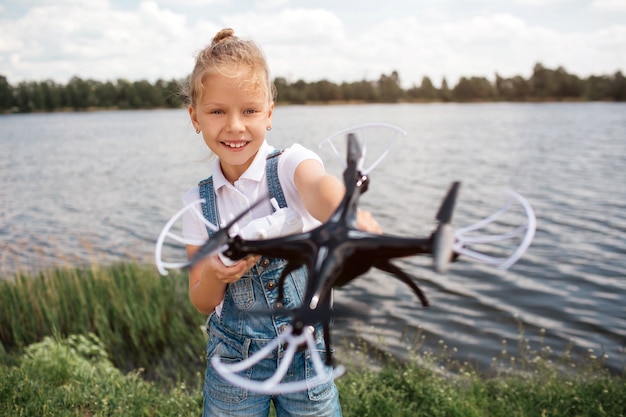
[226,113,245,132]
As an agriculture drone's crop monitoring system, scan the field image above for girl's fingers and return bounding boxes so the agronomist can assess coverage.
[216,255,261,283]
[357,209,381,234]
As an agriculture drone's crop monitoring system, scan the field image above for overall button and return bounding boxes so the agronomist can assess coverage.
[265,280,276,290]
[260,258,270,268]
[273,301,283,309]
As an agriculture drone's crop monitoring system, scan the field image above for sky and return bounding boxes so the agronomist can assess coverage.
[1,0,625,88]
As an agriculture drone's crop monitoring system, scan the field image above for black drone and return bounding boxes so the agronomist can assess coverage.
[155,125,535,394]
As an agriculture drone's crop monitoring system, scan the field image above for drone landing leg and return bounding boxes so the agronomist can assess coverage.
[375,261,430,307]
[275,262,304,307]
[323,322,333,366]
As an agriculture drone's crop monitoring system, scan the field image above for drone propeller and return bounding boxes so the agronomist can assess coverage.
[432,181,460,273]
[436,181,460,224]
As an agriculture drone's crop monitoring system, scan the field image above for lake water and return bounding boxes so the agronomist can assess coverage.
[1,103,625,373]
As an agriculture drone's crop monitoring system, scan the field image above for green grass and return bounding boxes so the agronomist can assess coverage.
[1,263,624,416]
[1,333,201,416]
[0,263,206,384]
[338,352,625,417]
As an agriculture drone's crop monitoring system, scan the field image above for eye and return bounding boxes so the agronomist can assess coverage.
[244,108,258,115]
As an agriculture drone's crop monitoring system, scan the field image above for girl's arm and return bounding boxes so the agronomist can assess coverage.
[294,159,381,232]
[186,245,259,315]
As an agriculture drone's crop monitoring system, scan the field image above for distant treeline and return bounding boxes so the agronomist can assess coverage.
[1,63,624,113]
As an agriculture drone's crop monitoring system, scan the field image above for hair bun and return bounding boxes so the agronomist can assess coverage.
[212,28,235,45]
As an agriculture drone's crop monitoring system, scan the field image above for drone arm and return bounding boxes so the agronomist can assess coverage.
[226,233,315,263]
[346,231,433,258]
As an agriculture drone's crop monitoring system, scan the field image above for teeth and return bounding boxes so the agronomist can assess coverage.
[225,142,246,148]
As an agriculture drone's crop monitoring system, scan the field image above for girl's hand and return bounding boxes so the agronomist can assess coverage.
[208,254,261,284]
[186,246,260,315]
[356,208,381,234]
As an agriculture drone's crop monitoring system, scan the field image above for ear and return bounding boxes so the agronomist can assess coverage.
[188,105,199,130]
[267,101,274,128]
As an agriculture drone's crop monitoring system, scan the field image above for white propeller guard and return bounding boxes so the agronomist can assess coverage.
[154,198,219,275]
[211,325,345,395]
[318,123,406,175]
[453,190,536,270]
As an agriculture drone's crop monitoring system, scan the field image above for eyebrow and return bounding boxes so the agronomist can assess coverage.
[200,100,267,108]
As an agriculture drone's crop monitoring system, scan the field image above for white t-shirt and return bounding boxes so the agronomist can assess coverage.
[181,141,324,315]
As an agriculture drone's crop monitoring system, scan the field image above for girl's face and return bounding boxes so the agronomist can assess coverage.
[189,70,273,183]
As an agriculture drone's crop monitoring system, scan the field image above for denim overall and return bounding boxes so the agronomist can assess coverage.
[198,150,342,417]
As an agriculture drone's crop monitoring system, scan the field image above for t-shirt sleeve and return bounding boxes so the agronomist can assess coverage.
[277,143,324,232]
[280,143,324,186]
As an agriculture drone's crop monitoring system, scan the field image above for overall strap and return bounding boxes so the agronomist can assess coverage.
[197,149,287,237]
[265,150,287,211]
[198,177,219,238]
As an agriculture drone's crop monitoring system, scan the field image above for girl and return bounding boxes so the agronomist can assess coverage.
[181,28,379,417]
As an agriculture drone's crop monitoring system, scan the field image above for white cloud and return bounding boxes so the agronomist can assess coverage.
[0,1,624,87]
[223,8,346,44]
[591,0,626,12]
[253,0,290,9]
[0,0,197,83]
[154,0,227,7]
[506,0,565,4]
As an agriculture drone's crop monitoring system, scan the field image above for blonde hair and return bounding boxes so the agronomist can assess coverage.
[185,28,276,107]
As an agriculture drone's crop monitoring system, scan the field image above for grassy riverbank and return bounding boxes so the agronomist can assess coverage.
[1,263,624,416]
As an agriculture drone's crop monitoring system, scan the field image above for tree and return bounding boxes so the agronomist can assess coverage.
[440,78,451,102]
[94,81,118,108]
[65,76,93,110]
[378,71,403,102]
[531,63,558,99]
[133,80,161,108]
[584,75,609,100]
[340,80,377,102]
[554,66,583,99]
[419,76,437,100]
[452,76,495,101]
[0,75,14,111]
[14,82,34,112]
[308,80,341,102]
[496,74,530,101]
[274,77,290,103]
[608,71,626,101]
[115,79,136,109]
[156,79,184,108]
